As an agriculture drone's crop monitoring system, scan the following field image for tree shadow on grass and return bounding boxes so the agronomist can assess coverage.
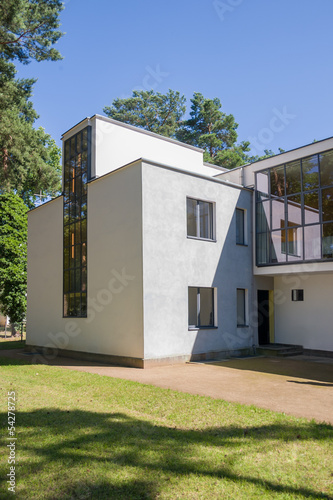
[0,409,332,499]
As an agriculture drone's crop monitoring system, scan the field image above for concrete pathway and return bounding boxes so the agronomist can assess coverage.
[1,349,333,424]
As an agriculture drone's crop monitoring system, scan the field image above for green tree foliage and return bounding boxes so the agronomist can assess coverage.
[104,90,253,170]
[176,93,251,169]
[104,89,186,138]
[0,59,61,207]
[0,193,27,328]
[0,0,63,64]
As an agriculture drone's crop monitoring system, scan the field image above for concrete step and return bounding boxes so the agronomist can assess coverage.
[256,343,303,357]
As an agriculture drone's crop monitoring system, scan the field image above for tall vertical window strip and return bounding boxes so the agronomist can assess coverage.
[236,208,245,244]
[255,149,333,265]
[63,127,91,317]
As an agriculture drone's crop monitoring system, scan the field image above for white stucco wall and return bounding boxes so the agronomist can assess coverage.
[93,115,219,178]
[274,273,333,351]
[141,162,254,360]
[27,164,144,359]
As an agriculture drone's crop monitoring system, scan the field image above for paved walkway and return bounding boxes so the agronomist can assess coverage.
[1,349,333,424]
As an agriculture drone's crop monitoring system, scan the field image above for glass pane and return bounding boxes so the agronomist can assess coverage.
[81,293,87,316]
[82,128,88,151]
[74,244,81,269]
[256,233,270,265]
[322,187,333,221]
[271,230,286,263]
[70,270,75,291]
[81,197,87,219]
[285,160,301,195]
[304,225,321,260]
[82,243,87,267]
[81,151,88,174]
[81,218,87,242]
[302,155,319,191]
[76,176,82,199]
[322,223,333,258]
[271,198,285,230]
[304,191,320,224]
[256,171,269,196]
[63,247,70,270]
[270,166,285,197]
[65,140,70,161]
[287,226,303,261]
[72,293,81,316]
[199,288,214,327]
[256,201,270,233]
[236,209,244,244]
[63,270,70,293]
[82,266,87,292]
[64,225,70,247]
[237,289,245,326]
[287,195,302,226]
[70,136,76,158]
[188,287,197,327]
[187,198,197,237]
[76,131,82,153]
[320,150,333,187]
[199,201,213,239]
[69,244,75,269]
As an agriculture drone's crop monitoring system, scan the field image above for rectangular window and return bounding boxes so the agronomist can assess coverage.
[237,289,247,326]
[281,220,298,256]
[188,287,215,328]
[236,208,246,245]
[187,198,214,240]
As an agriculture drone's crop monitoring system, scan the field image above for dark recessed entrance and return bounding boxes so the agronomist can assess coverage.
[258,290,270,345]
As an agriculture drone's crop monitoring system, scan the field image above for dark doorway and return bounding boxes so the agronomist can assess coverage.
[258,290,270,345]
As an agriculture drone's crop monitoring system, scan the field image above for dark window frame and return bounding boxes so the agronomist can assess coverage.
[188,287,216,329]
[187,197,215,241]
[255,148,333,266]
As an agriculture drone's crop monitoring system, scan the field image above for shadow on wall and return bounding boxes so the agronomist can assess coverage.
[191,189,255,358]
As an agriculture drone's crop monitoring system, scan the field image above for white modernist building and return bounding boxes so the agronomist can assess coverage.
[26,116,333,367]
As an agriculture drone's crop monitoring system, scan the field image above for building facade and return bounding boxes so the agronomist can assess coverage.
[26,116,333,367]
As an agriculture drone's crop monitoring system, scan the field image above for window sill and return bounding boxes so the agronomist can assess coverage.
[188,326,218,331]
[187,236,216,243]
[237,324,249,328]
[236,243,248,247]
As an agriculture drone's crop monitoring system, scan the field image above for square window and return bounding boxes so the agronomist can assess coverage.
[236,208,246,245]
[291,289,304,301]
[188,287,215,328]
[187,198,214,240]
[237,289,247,326]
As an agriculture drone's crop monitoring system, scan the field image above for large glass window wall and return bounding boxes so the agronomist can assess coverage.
[256,149,333,265]
[63,127,91,316]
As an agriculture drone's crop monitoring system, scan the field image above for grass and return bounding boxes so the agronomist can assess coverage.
[0,356,332,499]
[0,340,26,350]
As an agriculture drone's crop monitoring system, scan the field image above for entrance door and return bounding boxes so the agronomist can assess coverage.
[257,290,270,345]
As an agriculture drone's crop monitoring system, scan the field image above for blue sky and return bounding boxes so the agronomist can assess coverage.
[16,0,333,156]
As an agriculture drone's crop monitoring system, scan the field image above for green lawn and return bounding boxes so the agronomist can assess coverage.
[0,356,332,499]
[0,340,26,350]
